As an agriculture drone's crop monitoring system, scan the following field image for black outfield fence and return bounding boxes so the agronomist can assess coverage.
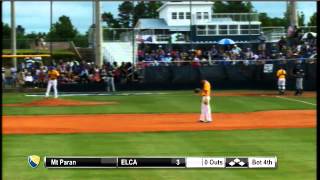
[57,61,316,92]
[141,62,316,91]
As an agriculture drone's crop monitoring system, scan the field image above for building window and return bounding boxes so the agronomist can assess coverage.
[196,25,206,36]
[229,25,238,35]
[186,12,191,19]
[240,25,260,35]
[179,12,184,19]
[250,25,260,34]
[203,12,209,19]
[219,25,228,35]
[208,25,216,35]
[196,12,202,19]
[172,12,177,20]
[240,25,249,34]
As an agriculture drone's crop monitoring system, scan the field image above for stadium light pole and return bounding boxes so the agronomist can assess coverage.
[289,0,298,27]
[50,0,53,63]
[10,0,17,68]
[189,0,192,51]
[95,0,103,67]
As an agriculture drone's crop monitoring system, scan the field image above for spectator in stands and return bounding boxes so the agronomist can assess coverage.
[258,32,267,58]
[24,72,34,88]
[231,44,242,60]
[106,68,116,92]
[243,48,254,64]
[195,48,202,58]
[138,49,145,61]
[163,53,172,66]
[36,67,47,88]
[9,67,17,88]
[17,69,26,88]
[278,36,287,53]
[293,26,302,47]
[270,43,279,59]
[192,56,201,68]
[90,65,102,83]
[209,45,219,60]
[2,67,5,88]
[79,67,89,83]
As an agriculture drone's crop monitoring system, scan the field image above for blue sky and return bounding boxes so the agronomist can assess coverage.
[2,1,317,34]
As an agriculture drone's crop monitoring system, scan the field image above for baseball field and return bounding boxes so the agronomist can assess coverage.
[2,90,316,180]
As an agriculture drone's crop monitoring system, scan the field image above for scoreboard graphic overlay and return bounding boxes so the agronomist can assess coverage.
[44,156,277,169]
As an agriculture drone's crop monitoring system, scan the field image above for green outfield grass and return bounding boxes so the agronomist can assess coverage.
[2,92,316,115]
[2,91,316,180]
[2,129,316,180]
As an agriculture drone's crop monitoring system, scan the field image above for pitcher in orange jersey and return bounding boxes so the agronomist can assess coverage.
[199,79,212,123]
[45,66,60,98]
[276,66,287,95]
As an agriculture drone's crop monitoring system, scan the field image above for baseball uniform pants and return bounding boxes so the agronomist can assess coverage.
[278,78,286,91]
[296,78,303,90]
[45,79,58,98]
[200,96,212,122]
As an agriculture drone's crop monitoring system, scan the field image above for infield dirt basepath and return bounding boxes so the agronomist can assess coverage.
[2,110,316,134]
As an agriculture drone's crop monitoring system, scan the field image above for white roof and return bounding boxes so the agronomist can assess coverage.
[157,1,214,12]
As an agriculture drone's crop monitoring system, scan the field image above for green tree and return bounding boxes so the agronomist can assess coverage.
[102,12,120,28]
[2,23,11,39]
[47,15,79,41]
[259,13,286,27]
[2,23,27,38]
[25,32,42,39]
[118,1,134,28]
[146,1,163,18]
[16,25,25,37]
[133,1,148,25]
[213,1,254,13]
[298,11,305,27]
[308,12,316,26]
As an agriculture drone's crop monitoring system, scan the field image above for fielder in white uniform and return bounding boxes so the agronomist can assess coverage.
[45,67,60,98]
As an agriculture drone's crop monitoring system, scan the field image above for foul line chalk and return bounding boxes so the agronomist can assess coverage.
[275,96,316,106]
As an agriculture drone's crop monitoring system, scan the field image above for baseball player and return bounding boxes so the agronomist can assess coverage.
[195,79,212,123]
[292,61,305,96]
[276,66,287,95]
[45,66,60,98]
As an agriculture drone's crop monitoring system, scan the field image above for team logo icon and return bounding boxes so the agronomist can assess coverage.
[28,155,41,168]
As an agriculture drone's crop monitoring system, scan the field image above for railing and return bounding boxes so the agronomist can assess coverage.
[70,41,82,59]
[299,26,317,33]
[136,58,317,67]
[212,13,259,22]
[262,27,286,42]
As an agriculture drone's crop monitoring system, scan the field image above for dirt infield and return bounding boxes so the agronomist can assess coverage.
[3,98,118,107]
[2,110,315,134]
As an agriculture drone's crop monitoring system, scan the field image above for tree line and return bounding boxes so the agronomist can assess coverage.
[2,1,317,48]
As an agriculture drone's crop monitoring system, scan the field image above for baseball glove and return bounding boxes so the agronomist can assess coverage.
[194,88,201,93]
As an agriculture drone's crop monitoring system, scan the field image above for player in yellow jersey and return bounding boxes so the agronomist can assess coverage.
[276,66,287,95]
[45,66,60,98]
[198,79,212,123]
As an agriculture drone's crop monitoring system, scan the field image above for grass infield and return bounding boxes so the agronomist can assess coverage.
[2,129,316,180]
[2,91,317,180]
[2,92,316,115]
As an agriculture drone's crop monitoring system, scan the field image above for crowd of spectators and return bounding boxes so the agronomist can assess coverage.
[137,29,317,68]
[2,59,139,89]
[3,27,316,89]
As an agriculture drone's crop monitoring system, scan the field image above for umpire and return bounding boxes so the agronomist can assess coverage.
[292,60,305,96]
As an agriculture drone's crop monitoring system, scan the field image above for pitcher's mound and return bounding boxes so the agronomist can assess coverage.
[4,98,118,107]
